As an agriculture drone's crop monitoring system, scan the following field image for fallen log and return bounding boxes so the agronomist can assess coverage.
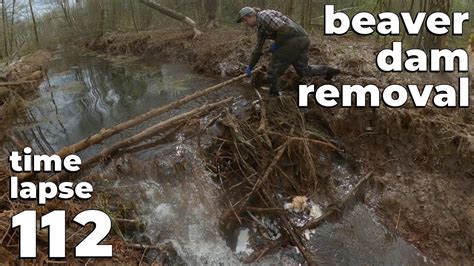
[48,97,233,182]
[139,0,202,38]
[18,69,259,181]
[254,90,272,149]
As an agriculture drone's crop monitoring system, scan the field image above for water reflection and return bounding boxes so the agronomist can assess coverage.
[15,53,209,158]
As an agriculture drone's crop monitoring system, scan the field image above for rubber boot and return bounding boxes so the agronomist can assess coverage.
[268,78,282,97]
[324,67,341,80]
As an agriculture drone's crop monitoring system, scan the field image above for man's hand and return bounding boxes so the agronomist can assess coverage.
[267,43,279,53]
[245,66,253,77]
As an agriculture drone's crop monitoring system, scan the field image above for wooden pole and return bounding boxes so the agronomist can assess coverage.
[47,97,233,182]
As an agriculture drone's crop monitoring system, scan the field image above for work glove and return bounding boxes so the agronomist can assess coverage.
[245,66,253,77]
[267,43,279,53]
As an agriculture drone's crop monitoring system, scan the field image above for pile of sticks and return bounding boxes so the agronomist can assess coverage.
[206,95,370,264]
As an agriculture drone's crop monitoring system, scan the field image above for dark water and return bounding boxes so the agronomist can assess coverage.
[13,51,431,264]
[307,166,431,265]
[13,50,251,263]
[14,52,222,157]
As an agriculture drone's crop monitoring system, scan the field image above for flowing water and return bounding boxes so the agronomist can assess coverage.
[13,50,431,265]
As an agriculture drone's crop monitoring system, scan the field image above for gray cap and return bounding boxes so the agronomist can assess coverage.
[236,7,256,23]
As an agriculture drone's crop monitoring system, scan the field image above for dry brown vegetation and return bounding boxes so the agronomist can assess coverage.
[84,28,473,264]
[0,27,472,264]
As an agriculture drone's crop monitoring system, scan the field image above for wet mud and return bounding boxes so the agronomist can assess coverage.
[83,28,473,264]
[0,28,470,264]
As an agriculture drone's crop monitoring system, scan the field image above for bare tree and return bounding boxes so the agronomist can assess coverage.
[9,0,16,52]
[129,0,139,32]
[204,0,218,29]
[98,0,105,37]
[401,0,415,43]
[57,0,75,31]
[2,0,8,56]
[300,0,311,29]
[285,0,295,17]
[423,0,450,49]
[28,0,39,47]
[138,0,202,38]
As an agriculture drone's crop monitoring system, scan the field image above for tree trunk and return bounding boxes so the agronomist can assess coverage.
[48,97,232,182]
[59,0,75,32]
[204,0,218,29]
[422,0,450,49]
[285,0,294,18]
[2,0,8,56]
[9,0,15,53]
[129,0,139,32]
[28,0,40,47]
[138,0,202,38]
[300,0,311,29]
[98,0,106,37]
[401,0,415,43]
[416,0,430,49]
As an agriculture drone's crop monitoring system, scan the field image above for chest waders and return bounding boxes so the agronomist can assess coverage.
[266,21,337,95]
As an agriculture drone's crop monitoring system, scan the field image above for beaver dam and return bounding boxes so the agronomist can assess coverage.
[0,26,472,265]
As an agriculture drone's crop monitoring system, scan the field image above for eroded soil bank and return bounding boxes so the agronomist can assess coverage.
[0,49,52,167]
[83,28,473,264]
[0,50,52,137]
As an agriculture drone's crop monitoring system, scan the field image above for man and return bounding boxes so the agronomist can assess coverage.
[237,7,341,96]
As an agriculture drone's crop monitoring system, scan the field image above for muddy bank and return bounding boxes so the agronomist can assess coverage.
[83,28,473,264]
[313,104,473,262]
[0,50,51,97]
[0,49,51,110]
[2,50,51,82]
[83,28,256,77]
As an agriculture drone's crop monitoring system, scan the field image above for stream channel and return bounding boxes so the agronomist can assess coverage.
[12,50,431,265]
